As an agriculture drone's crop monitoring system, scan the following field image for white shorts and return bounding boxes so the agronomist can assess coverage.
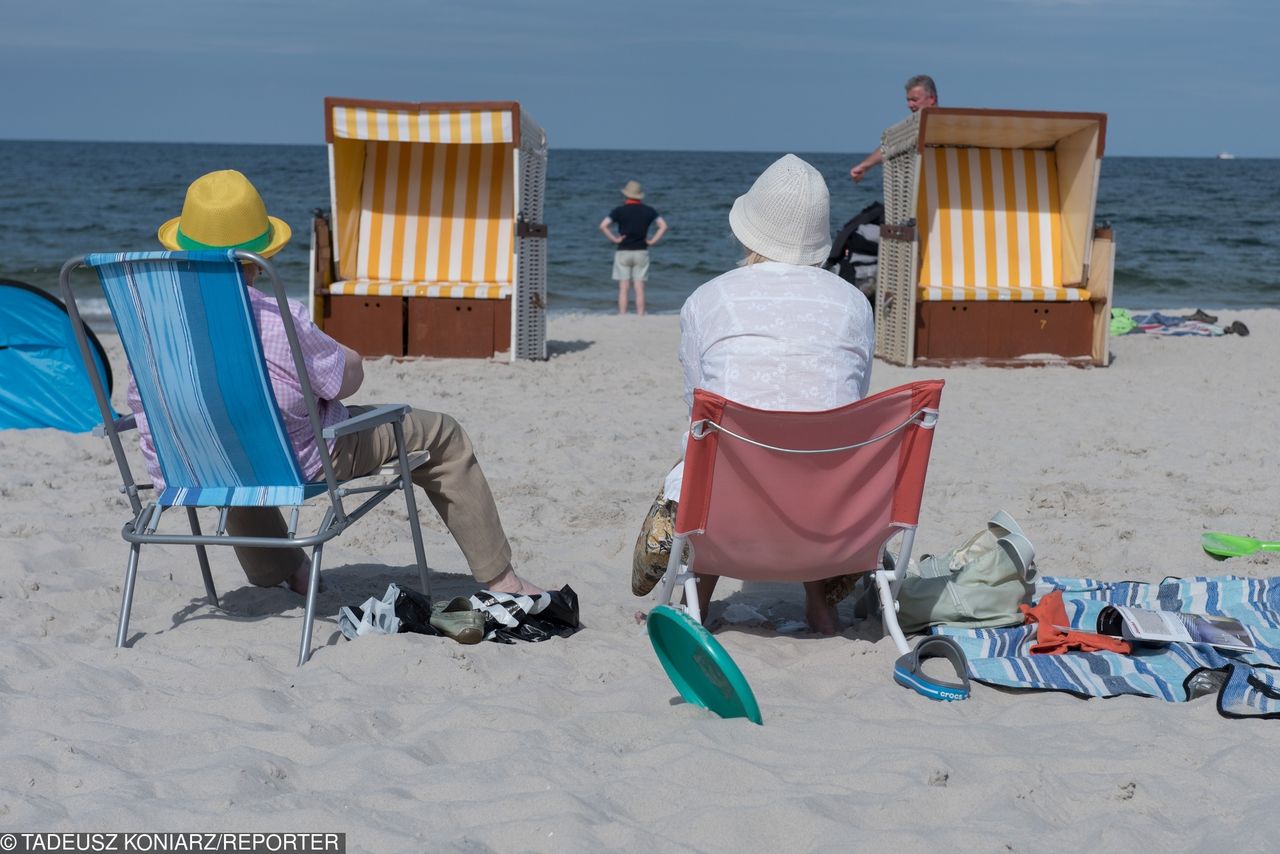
[612,249,650,281]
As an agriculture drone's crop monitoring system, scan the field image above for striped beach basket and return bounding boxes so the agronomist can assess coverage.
[875,108,1114,367]
[310,99,548,360]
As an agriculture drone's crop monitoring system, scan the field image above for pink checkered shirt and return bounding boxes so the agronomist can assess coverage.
[128,289,349,489]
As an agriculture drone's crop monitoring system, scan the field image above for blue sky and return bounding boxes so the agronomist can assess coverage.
[1,0,1275,156]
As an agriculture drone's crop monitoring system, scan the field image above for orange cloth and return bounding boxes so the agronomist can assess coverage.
[1020,590,1132,655]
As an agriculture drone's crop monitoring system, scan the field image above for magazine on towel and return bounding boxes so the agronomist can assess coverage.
[1095,605,1255,652]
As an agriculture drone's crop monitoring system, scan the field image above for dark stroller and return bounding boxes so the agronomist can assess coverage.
[824,201,883,305]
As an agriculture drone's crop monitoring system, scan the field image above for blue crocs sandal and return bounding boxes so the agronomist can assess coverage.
[894,636,971,702]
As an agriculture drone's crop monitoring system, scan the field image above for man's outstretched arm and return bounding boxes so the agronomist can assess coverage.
[849,149,884,183]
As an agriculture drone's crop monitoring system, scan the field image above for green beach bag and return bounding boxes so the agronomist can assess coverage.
[897,510,1036,634]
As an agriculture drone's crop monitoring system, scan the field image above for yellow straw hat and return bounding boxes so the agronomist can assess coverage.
[157,170,292,258]
[620,180,645,200]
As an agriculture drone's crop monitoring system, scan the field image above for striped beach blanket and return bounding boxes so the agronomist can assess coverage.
[935,576,1280,719]
[1130,312,1223,336]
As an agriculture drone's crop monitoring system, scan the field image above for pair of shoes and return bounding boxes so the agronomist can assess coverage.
[338,584,402,640]
[893,636,970,701]
[340,583,486,645]
[429,597,485,645]
[1224,320,1250,336]
[1186,309,1218,324]
[386,585,481,644]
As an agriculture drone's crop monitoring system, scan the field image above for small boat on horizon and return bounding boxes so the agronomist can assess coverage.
[1217,151,1236,160]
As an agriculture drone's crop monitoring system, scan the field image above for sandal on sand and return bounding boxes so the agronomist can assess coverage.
[893,636,970,702]
[429,597,485,645]
[1225,320,1250,336]
[390,585,483,645]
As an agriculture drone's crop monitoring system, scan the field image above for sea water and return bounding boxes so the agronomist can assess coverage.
[2,140,1277,317]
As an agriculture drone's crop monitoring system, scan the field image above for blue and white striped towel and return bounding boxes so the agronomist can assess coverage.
[935,575,1280,719]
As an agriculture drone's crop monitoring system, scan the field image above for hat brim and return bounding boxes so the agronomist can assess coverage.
[157,215,293,259]
[621,188,645,200]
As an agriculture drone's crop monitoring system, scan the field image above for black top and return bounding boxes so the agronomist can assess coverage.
[609,202,660,250]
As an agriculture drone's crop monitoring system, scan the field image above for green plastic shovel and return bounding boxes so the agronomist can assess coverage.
[1201,532,1280,559]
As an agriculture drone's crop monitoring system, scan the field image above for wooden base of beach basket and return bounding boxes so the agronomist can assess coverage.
[914,301,1096,366]
[407,297,511,358]
[321,295,406,357]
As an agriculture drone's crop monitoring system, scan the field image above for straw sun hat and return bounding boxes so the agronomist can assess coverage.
[728,154,831,266]
[157,169,292,258]
[620,180,645,200]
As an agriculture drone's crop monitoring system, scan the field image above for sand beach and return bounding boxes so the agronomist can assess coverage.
[2,310,1279,851]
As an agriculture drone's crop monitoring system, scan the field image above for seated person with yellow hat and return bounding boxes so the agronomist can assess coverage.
[134,169,548,598]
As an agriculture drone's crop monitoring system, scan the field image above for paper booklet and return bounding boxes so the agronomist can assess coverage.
[1095,605,1255,652]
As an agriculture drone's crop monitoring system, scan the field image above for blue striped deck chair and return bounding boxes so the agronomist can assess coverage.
[58,250,431,665]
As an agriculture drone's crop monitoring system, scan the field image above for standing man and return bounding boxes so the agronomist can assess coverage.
[849,75,939,183]
[599,180,667,315]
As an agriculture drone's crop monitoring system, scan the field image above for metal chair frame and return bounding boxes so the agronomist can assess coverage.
[60,250,431,665]
[655,382,944,656]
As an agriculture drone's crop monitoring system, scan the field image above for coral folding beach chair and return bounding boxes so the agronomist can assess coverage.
[310,98,549,360]
[59,250,432,665]
[655,380,945,658]
[875,108,1114,366]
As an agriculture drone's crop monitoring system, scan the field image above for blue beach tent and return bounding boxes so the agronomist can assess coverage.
[0,278,114,432]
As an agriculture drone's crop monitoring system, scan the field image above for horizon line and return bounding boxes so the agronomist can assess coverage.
[0,137,1271,160]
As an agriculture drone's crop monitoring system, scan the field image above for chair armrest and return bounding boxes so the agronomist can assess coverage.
[323,403,411,439]
[94,412,136,437]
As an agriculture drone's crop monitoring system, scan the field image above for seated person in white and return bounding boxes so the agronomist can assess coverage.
[631,154,875,634]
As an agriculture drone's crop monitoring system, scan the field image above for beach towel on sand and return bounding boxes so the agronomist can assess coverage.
[1129,312,1223,336]
[936,575,1280,719]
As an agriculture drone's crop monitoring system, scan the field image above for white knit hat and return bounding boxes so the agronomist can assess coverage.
[728,154,831,266]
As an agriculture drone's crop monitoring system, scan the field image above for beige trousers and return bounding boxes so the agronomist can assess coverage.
[227,407,512,587]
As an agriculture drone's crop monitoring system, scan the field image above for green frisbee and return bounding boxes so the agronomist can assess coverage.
[647,605,762,725]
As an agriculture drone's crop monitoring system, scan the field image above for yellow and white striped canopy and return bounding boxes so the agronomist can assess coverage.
[917,146,1070,301]
[347,139,515,286]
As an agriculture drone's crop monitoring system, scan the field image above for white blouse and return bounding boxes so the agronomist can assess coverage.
[664,261,874,499]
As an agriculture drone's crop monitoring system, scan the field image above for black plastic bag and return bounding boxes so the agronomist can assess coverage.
[392,585,444,637]
[485,585,582,644]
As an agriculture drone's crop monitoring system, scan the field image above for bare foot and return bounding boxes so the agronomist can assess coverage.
[803,581,841,635]
[805,604,840,635]
[486,565,546,596]
[286,562,317,597]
